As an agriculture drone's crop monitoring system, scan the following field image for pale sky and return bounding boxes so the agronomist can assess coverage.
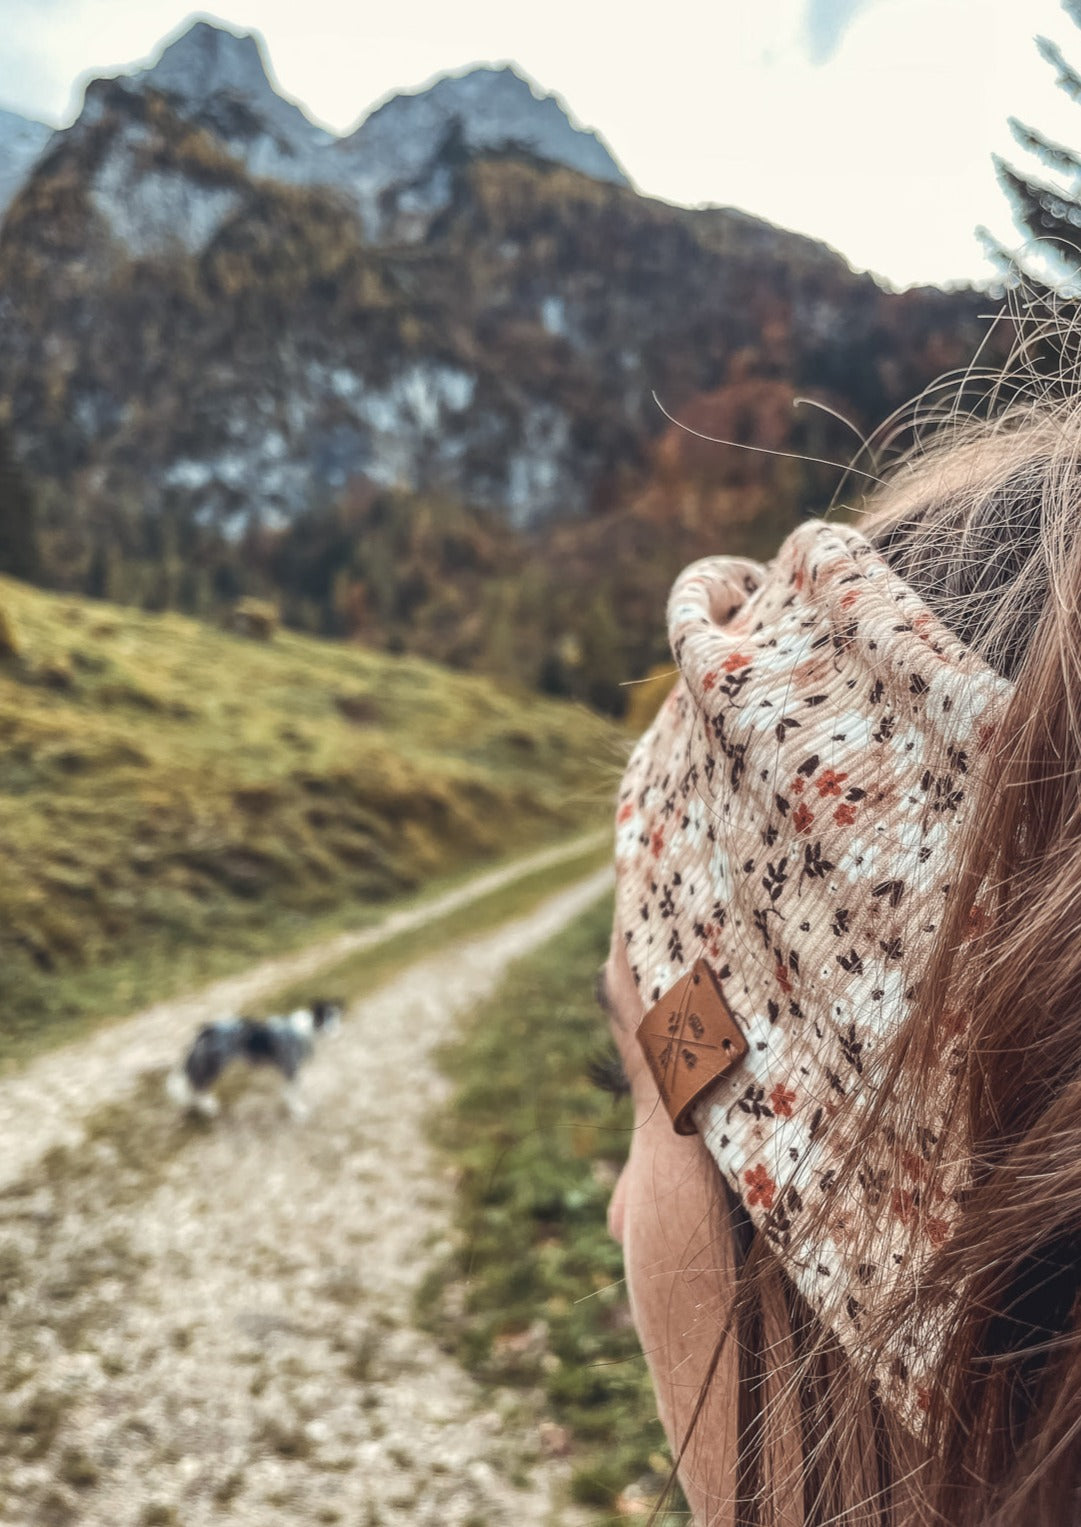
[1,0,1079,289]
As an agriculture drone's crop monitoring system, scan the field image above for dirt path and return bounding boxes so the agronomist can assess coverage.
[0,832,605,1194]
[0,860,612,1526]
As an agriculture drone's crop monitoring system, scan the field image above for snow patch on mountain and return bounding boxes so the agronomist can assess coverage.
[156,360,483,529]
[359,363,477,434]
[0,107,53,220]
[90,119,241,255]
[505,404,574,526]
[353,363,478,488]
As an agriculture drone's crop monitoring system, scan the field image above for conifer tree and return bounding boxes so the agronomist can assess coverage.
[0,423,41,582]
[985,2,1081,292]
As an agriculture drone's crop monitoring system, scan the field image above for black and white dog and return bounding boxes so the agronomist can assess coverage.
[166,999,343,1119]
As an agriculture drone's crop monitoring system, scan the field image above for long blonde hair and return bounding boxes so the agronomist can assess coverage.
[678,383,1081,1525]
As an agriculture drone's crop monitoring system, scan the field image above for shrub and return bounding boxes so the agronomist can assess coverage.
[334,691,380,725]
[230,597,278,640]
[35,655,75,690]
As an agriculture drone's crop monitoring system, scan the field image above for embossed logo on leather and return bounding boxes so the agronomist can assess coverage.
[637,958,748,1134]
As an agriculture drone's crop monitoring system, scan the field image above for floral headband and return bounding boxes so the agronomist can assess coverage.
[614,519,1011,1428]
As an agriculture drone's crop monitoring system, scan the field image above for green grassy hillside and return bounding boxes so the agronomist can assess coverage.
[0,577,620,1058]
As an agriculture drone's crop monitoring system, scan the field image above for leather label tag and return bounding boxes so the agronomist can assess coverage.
[636,958,748,1134]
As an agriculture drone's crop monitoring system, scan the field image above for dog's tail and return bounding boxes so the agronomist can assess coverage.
[165,1066,196,1109]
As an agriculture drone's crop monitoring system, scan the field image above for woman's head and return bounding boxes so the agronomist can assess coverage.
[608,392,1081,1524]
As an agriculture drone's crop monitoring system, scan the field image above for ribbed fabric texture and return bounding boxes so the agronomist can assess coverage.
[614,519,1012,1426]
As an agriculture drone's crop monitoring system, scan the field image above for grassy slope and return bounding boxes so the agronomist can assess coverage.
[0,575,620,1059]
[420,897,685,1522]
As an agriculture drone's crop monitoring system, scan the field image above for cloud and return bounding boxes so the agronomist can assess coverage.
[802,0,881,63]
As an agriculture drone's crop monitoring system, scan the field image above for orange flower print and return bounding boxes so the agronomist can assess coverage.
[774,962,792,995]
[840,588,860,611]
[833,803,857,827]
[650,827,665,859]
[891,1189,915,1225]
[744,1164,776,1210]
[925,1217,950,1249]
[617,801,634,824]
[769,1084,796,1118]
[723,652,751,673]
[793,802,815,834]
[816,769,848,797]
[791,775,805,795]
[701,671,717,692]
[900,1150,930,1186]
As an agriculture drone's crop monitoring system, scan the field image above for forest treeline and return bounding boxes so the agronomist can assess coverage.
[0,324,1013,718]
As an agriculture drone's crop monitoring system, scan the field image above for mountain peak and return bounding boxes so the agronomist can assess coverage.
[117,16,332,166]
[347,62,628,193]
[137,19,271,104]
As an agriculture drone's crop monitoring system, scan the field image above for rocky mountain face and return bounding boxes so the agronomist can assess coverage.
[338,65,628,239]
[0,20,644,526]
[39,19,627,247]
[0,20,1008,708]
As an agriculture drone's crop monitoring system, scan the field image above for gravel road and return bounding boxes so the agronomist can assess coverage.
[0,833,606,1194]
[0,853,612,1527]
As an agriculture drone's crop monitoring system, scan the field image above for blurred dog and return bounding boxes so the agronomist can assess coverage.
[166,999,343,1120]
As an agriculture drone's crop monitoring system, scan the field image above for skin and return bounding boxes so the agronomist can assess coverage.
[603,927,742,1525]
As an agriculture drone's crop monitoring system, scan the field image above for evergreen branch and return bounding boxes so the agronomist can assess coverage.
[993,155,1081,271]
[983,11,1081,321]
[1037,35,1081,106]
[975,225,1023,283]
[1008,117,1081,180]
